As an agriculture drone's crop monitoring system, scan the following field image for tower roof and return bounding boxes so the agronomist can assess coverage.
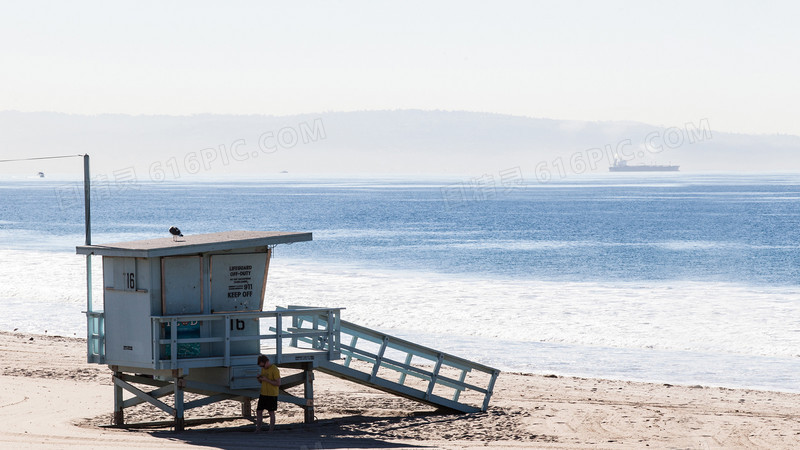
[76,230,312,258]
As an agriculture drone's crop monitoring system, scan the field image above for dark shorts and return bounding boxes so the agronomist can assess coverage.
[257,395,278,412]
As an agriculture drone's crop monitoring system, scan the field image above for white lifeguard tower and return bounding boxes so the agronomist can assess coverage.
[78,230,499,431]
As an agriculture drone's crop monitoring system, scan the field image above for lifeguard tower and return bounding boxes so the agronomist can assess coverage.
[77,231,499,430]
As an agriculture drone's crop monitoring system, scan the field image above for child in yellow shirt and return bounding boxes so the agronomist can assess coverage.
[255,354,280,432]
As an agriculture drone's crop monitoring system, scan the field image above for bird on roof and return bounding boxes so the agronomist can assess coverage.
[169,226,183,241]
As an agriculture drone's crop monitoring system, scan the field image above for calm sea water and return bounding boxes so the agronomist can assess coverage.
[1,173,799,391]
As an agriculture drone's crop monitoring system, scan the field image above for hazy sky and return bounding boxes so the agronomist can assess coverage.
[2,1,799,135]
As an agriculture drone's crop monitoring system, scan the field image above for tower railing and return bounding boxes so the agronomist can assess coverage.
[149,307,342,370]
[85,310,105,364]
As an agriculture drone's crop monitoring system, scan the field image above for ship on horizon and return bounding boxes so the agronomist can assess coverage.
[609,159,679,172]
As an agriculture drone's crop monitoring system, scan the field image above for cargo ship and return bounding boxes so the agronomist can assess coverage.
[609,159,679,172]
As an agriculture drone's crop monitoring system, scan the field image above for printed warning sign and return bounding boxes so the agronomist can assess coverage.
[210,253,268,312]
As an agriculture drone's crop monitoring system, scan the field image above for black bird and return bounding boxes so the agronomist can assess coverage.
[169,226,183,241]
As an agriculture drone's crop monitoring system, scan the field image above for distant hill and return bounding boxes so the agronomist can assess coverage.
[1,110,798,179]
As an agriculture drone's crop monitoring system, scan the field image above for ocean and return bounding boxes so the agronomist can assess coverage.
[1,173,799,392]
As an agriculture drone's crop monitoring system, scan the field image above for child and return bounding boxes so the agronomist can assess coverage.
[255,354,280,432]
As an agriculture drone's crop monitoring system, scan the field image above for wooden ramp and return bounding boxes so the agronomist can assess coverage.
[284,307,500,414]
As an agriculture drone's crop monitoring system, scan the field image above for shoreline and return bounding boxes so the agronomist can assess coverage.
[5,318,799,395]
[1,331,799,448]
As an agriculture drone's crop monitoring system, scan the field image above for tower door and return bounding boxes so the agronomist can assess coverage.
[161,256,203,315]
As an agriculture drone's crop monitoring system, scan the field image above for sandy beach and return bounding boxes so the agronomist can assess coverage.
[0,331,798,449]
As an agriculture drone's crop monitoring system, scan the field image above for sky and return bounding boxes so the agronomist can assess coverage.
[1,1,799,136]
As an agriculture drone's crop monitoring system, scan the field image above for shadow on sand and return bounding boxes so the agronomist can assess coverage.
[137,411,479,449]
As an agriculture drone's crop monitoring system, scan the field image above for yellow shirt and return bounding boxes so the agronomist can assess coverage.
[260,364,280,396]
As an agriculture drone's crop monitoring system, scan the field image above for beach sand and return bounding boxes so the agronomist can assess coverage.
[1,331,798,449]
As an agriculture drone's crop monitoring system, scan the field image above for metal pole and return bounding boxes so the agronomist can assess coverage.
[84,154,93,361]
[84,154,91,246]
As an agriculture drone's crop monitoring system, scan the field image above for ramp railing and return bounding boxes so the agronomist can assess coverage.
[285,306,499,413]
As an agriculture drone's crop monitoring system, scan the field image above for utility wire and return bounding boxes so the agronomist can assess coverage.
[0,154,84,163]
